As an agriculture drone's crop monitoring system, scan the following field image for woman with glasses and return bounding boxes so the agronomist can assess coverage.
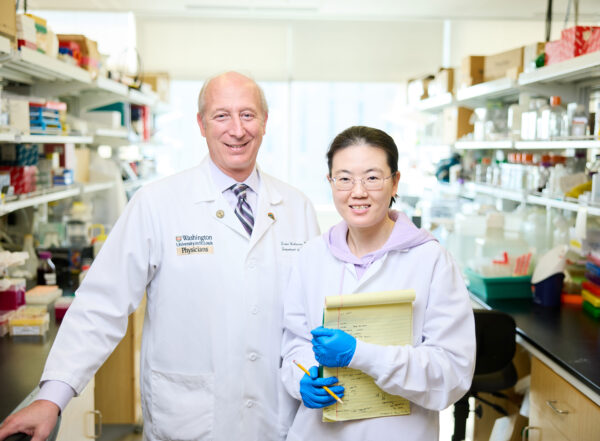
[281,126,475,440]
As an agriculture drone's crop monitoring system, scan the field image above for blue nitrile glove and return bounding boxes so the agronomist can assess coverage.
[299,366,345,409]
[311,326,357,367]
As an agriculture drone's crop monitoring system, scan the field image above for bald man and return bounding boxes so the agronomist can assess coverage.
[0,72,319,441]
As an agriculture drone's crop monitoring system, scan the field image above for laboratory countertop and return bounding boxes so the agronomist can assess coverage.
[471,294,600,404]
[0,306,60,422]
[1,297,599,421]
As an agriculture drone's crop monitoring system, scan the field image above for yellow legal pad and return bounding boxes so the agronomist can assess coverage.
[322,290,415,422]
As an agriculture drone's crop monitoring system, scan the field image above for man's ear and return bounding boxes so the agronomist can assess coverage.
[262,112,268,135]
[197,113,206,137]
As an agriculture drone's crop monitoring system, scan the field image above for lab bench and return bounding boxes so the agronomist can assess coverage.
[471,294,600,440]
[1,296,599,439]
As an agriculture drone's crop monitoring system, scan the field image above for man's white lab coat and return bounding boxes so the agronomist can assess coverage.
[42,157,320,441]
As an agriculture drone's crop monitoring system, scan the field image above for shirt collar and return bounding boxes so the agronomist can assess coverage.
[208,157,260,193]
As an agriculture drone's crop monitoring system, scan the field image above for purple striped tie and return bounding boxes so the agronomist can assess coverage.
[231,183,254,236]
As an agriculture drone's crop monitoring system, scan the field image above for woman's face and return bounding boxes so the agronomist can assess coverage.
[329,143,399,232]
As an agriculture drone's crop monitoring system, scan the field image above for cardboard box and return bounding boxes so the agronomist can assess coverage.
[545,39,569,66]
[57,34,100,77]
[74,147,90,183]
[0,165,37,194]
[561,26,600,56]
[587,28,600,54]
[523,42,545,73]
[8,98,30,135]
[142,71,170,103]
[0,144,38,166]
[484,47,524,82]
[0,0,16,41]
[442,106,474,144]
[428,68,454,97]
[407,75,434,105]
[460,55,484,89]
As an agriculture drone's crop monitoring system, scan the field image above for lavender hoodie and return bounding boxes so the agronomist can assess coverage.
[325,210,436,279]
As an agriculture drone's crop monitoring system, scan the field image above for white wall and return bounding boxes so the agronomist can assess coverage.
[136,17,444,81]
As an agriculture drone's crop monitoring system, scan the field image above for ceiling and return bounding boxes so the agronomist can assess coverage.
[24,0,600,22]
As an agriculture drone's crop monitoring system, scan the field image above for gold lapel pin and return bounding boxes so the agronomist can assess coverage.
[216,210,225,219]
[268,212,275,220]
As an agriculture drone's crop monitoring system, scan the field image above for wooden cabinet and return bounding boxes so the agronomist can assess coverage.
[94,297,145,425]
[56,378,98,440]
[529,357,600,441]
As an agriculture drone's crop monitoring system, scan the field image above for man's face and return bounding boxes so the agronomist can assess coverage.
[197,74,267,181]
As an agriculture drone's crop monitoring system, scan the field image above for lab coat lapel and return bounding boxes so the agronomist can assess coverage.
[212,197,249,239]
[192,157,251,239]
[248,174,281,250]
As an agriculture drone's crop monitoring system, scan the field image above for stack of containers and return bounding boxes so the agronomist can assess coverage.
[24,13,47,53]
[582,253,600,319]
[16,14,36,50]
[29,102,62,135]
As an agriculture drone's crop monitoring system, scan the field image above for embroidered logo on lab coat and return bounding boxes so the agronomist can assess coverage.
[175,234,214,255]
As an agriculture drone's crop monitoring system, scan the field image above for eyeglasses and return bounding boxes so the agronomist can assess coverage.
[328,173,396,191]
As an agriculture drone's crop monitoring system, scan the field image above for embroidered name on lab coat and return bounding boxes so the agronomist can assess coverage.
[176,234,214,255]
[280,241,305,252]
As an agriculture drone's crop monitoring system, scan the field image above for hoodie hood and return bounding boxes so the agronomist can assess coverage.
[325,210,436,278]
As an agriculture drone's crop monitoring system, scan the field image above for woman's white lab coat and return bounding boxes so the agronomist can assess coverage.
[41,157,320,441]
[281,237,475,440]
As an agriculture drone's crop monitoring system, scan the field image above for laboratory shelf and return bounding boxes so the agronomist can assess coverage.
[0,34,160,110]
[464,182,600,216]
[0,40,91,85]
[94,128,130,139]
[514,139,600,150]
[519,50,600,85]
[415,92,454,112]
[455,78,520,108]
[82,181,116,193]
[0,181,115,216]
[454,140,514,150]
[465,182,526,203]
[0,133,94,144]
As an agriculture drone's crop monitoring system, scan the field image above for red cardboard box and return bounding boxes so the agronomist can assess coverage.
[561,26,600,55]
[586,28,600,54]
[0,166,37,194]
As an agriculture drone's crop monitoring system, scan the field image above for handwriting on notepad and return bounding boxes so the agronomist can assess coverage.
[322,290,415,422]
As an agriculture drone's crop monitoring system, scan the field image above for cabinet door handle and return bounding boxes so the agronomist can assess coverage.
[522,425,539,441]
[545,400,569,414]
[86,409,103,439]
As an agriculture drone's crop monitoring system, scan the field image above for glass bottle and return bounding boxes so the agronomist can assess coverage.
[548,96,567,139]
[570,104,588,137]
[535,98,551,140]
[37,251,57,285]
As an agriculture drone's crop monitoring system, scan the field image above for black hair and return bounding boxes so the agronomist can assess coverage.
[326,125,399,207]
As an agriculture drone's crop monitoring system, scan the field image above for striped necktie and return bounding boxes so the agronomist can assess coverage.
[231,183,254,236]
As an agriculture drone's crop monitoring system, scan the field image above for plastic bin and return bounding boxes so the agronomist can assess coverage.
[533,273,565,307]
[465,268,532,300]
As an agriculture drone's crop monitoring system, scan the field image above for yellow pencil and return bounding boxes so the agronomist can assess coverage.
[293,360,343,404]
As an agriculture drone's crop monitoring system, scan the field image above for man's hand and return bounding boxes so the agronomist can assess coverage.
[0,400,60,441]
[299,366,344,409]
[311,326,357,367]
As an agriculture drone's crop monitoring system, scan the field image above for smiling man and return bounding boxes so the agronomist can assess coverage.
[0,71,320,441]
